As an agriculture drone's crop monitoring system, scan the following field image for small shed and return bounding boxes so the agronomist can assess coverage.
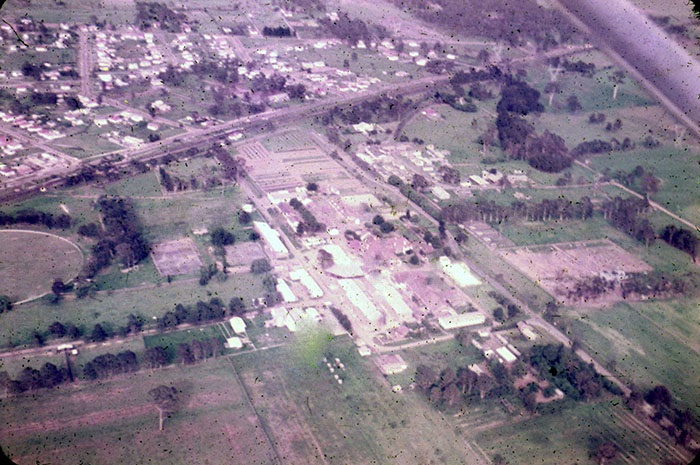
[229,316,247,334]
[226,337,243,349]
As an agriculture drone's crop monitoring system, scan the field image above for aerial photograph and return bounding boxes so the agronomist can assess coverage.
[0,0,698,463]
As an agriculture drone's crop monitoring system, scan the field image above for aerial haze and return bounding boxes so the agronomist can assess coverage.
[0,0,698,464]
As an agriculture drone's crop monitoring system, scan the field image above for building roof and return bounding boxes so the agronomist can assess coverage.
[438,312,486,330]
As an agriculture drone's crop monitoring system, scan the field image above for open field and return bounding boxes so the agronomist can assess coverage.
[232,336,488,465]
[0,230,83,302]
[474,400,692,464]
[588,146,700,225]
[0,272,265,348]
[566,299,700,417]
[0,358,278,465]
[133,187,247,243]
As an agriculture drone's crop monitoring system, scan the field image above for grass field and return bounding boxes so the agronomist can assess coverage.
[232,335,489,465]
[0,272,265,348]
[134,187,247,243]
[0,358,277,465]
[566,299,700,417]
[589,146,700,225]
[0,230,83,302]
[474,399,687,464]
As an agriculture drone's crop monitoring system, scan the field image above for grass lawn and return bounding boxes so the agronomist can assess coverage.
[0,230,83,302]
[588,146,700,225]
[104,170,163,198]
[0,358,277,465]
[134,186,248,243]
[0,272,265,348]
[232,335,488,465]
[566,299,700,417]
[496,216,616,247]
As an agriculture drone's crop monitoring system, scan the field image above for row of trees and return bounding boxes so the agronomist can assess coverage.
[0,362,70,395]
[156,298,229,331]
[661,225,699,262]
[0,208,71,230]
[628,385,696,448]
[174,338,225,365]
[442,196,594,225]
[290,198,325,235]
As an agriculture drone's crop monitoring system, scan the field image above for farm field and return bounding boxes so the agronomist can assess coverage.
[0,272,265,348]
[0,230,83,302]
[474,399,692,464]
[0,358,277,465]
[566,299,700,417]
[232,336,488,465]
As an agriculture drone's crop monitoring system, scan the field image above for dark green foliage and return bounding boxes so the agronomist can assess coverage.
[661,225,699,262]
[0,295,12,314]
[250,258,272,274]
[528,344,615,401]
[210,227,235,247]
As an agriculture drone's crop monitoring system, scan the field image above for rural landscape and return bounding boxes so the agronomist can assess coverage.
[0,0,699,464]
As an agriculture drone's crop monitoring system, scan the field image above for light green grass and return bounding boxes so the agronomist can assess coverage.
[0,230,83,302]
[104,170,163,198]
[134,187,247,242]
[589,147,700,225]
[0,272,265,348]
[233,336,488,465]
[475,400,672,464]
[566,299,700,417]
[0,358,277,465]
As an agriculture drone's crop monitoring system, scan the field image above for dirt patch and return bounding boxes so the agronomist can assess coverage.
[151,238,203,276]
[500,239,651,305]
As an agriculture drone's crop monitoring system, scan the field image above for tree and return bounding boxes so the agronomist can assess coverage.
[51,279,66,295]
[229,296,246,316]
[39,362,64,388]
[645,385,672,408]
[144,346,169,369]
[0,295,12,314]
[90,323,108,342]
[567,94,582,112]
[49,321,66,338]
[306,182,318,192]
[595,442,617,465]
[237,210,252,225]
[250,258,272,274]
[210,227,235,247]
[149,385,179,431]
[379,221,395,234]
[493,307,505,322]
[372,215,385,225]
[411,174,430,190]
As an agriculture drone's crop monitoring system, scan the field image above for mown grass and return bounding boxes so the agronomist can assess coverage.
[589,146,700,225]
[0,272,265,348]
[0,230,83,302]
[1,358,277,465]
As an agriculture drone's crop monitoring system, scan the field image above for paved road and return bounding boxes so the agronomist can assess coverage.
[556,0,700,134]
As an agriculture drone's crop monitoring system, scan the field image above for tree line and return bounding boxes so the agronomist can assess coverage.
[442,195,594,224]
[0,208,71,230]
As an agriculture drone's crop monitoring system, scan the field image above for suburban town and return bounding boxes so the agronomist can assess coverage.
[0,0,699,464]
